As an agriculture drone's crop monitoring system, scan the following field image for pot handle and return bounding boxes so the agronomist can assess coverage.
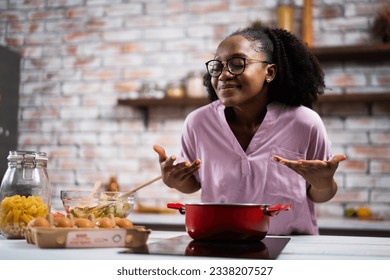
[264,203,291,217]
[167,203,186,214]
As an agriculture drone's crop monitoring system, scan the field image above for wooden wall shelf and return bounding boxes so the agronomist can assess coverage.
[118,97,208,108]
[117,43,390,127]
[118,93,390,126]
[118,93,390,107]
[310,43,390,62]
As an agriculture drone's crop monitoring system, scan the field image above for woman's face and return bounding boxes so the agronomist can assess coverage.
[211,35,274,107]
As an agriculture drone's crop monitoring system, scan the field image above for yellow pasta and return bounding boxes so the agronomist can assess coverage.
[0,194,49,234]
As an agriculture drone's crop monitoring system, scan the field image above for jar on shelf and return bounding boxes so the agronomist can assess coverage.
[277,0,294,33]
[139,82,164,99]
[106,175,120,192]
[302,0,313,47]
[185,71,206,98]
[166,81,185,98]
[0,151,51,239]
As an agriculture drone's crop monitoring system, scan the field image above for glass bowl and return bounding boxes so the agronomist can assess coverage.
[60,190,136,218]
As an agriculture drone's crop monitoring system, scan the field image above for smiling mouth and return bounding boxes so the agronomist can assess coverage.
[218,84,241,91]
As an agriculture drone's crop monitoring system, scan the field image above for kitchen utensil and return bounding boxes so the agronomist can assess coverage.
[167,202,291,241]
[90,181,103,196]
[118,175,162,198]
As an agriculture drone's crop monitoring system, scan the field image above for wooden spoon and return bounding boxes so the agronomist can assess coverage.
[118,175,162,198]
[86,175,163,212]
[90,181,103,197]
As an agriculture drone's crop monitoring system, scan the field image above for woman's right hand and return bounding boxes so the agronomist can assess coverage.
[153,144,201,193]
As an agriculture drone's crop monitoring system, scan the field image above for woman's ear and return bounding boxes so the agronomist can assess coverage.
[265,64,277,82]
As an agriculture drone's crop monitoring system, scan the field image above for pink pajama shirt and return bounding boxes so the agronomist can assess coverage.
[179,100,333,235]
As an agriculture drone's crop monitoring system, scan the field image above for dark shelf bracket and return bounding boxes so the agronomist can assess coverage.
[139,106,149,127]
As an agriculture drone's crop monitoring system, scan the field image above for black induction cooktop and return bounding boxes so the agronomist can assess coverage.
[121,235,290,259]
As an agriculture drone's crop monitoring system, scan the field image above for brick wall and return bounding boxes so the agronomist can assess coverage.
[0,0,389,218]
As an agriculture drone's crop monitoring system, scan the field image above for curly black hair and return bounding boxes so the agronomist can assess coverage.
[203,25,325,108]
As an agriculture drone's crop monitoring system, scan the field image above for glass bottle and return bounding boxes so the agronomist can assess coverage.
[106,175,120,192]
[166,81,185,98]
[302,0,313,47]
[0,151,51,239]
[277,0,294,33]
[186,71,206,98]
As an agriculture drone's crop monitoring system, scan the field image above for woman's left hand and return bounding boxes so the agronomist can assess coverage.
[272,154,347,202]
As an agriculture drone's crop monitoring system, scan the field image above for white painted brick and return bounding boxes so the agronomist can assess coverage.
[315,203,344,217]
[78,42,121,56]
[328,130,368,144]
[331,188,370,203]
[165,38,205,52]
[59,133,99,145]
[63,56,102,69]
[345,87,390,94]
[60,107,99,119]
[102,53,143,67]
[325,72,368,87]
[346,174,389,188]
[370,132,390,144]
[66,6,105,18]
[105,3,143,16]
[18,133,55,145]
[43,69,82,81]
[21,107,60,120]
[39,145,79,159]
[97,158,140,173]
[3,0,390,217]
[79,146,119,159]
[320,17,369,32]
[75,170,112,184]
[376,176,390,188]
[102,30,142,43]
[44,19,83,32]
[24,57,62,69]
[144,27,186,40]
[371,189,390,203]
[370,160,390,174]
[313,32,344,47]
[78,120,119,133]
[322,117,344,129]
[346,116,390,130]
[86,0,122,6]
[62,81,102,95]
[344,31,373,45]
[100,133,138,146]
[48,170,76,184]
[47,0,84,8]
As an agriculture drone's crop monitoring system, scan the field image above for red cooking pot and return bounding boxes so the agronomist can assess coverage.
[167,203,291,242]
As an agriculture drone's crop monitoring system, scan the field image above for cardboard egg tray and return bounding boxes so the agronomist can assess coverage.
[25,226,151,248]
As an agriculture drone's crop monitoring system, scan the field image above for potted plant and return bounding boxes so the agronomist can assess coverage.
[372,5,390,43]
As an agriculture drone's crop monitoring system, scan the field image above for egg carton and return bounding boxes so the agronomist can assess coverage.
[24,213,151,248]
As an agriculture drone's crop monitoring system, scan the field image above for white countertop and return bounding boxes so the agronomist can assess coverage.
[128,212,390,233]
[1,230,390,260]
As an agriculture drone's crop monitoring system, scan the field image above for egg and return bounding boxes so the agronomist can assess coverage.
[74,218,94,228]
[53,216,73,228]
[28,217,50,228]
[115,218,133,229]
[95,217,115,228]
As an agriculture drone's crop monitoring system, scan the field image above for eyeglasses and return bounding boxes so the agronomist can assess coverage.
[205,57,270,78]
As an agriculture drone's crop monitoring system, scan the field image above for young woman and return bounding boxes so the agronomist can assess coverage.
[154,26,346,235]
